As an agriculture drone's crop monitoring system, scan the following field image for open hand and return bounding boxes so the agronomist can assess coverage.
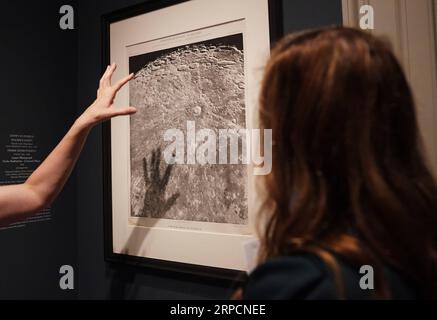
[141,148,180,218]
[77,63,137,129]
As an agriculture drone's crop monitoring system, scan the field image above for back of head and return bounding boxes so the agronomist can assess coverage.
[259,26,437,298]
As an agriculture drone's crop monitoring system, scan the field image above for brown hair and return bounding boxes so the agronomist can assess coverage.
[258,26,437,298]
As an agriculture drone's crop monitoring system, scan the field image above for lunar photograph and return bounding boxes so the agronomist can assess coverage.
[129,33,248,225]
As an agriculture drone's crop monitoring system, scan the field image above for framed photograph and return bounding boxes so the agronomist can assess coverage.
[102,0,283,280]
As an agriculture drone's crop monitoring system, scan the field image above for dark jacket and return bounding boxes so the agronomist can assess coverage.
[243,253,417,300]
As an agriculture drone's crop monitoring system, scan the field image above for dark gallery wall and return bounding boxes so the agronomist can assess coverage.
[283,0,344,32]
[76,0,343,299]
[0,1,78,299]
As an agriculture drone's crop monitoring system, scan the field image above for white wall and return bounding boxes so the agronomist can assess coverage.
[343,0,437,176]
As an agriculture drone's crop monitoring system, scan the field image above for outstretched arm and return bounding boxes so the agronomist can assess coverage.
[0,63,135,225]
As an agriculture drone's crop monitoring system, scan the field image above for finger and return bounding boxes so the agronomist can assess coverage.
[160,164,173,188]
[156,148,162,173]
[104,63,117,87]
[99,65,110,86]
[113,73,134,92]
[110,106,137,117]
[143,157,150,185]
[151,150,159,183]
[163,193,180,211]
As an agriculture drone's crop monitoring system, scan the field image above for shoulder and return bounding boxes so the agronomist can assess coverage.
[243,253,416,300]
[243,253,342,300]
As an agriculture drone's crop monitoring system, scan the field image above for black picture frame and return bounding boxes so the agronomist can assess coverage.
[102,0,284,283]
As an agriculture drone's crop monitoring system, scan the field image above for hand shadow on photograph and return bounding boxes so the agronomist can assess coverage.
[140,147,180,218]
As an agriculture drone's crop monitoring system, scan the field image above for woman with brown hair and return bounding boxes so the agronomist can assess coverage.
[243,26,437,299]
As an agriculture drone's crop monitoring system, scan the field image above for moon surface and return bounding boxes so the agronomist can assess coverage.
[130,40,248,224]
